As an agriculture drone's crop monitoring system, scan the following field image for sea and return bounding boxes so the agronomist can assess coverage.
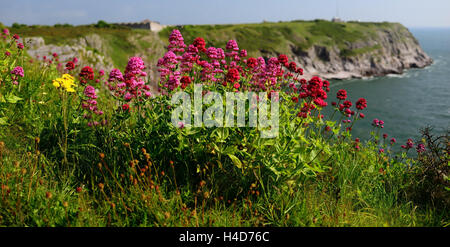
[325,28,450,149]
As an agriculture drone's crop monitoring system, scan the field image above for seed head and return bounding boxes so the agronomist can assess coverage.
[45,191,53,199]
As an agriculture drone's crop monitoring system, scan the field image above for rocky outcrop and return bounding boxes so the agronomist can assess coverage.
[289,24,432,80]
[22,34,114,71]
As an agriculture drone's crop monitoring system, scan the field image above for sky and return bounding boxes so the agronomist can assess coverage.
[1,0,449,28]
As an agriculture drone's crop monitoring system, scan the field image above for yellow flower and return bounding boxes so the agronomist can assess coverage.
[65,87,76,93]
[52,80,61,88]
[53,74,77,93]
[62,74,74,81]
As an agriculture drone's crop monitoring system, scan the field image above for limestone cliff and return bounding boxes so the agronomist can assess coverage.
[291,24,433,79]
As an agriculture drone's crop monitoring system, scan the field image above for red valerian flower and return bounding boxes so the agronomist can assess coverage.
[79,66,95,84]
[359,113,365,118]
[337,89,347,100]
[416,143,425,153]
[246,57,257,68]
[390,138,396,144]
[343,100,352,109]
[65,61,75,71]
[226,68,240,83]
[288,62,297,72]
[278,54,288,64]
[356,98,367,110]
[313,98,328,107]
[122,104,130,111]
[180,75,191,89]
[192,37,206,52]
[239,49,247,57]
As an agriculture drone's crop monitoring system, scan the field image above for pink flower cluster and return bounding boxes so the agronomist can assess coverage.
[10,66,24,85]
[156,29,311,94]
[372,119,385,128]
[106,57,152,103]
[82,85,106,127]
[168,29,186,53]
[401,139,414,150]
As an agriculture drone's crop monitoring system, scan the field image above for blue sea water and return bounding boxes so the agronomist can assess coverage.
[325,28,450,147]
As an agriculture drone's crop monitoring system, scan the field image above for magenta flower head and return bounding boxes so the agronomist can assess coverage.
[239,49,247,57]
[226,40,239,51]
[17,43,24,50]
[337,89,347,100]
[416,143,426,153]
[356,98,367,110]
[108,68,124,82]
[406,139,414,149]
[84,85,97,99]
[401,139,414,150]
[390,138,396,144]
[372,118,380,127]
[2,28,9,36]
[124,57,145,80]
[168,29,186,53]
[11,66,24,77]
[124,92,133,101]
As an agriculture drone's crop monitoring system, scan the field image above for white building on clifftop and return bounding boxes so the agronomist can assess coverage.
[115,19,166,32]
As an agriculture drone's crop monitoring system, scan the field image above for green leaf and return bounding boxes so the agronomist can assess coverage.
[0,117,8,126]
[5,94,23,104]
[325,121,336,127]
[228,154,242,169]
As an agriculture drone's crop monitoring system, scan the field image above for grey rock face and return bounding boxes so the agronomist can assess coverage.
[22,36,113,72]
[290,26,432,80]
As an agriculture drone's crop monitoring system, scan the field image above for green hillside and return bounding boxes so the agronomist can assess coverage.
[159,20,397,57]
[10,20,406,68]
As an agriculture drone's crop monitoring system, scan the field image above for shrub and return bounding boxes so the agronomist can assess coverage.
[406,127,449,209]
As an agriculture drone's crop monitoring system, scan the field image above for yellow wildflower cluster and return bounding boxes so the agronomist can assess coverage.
[53,74,76,93]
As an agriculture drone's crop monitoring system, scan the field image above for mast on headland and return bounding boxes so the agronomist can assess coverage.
[332,0,343,22]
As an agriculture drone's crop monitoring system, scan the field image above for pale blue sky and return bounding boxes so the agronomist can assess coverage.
[1,0,449,28]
